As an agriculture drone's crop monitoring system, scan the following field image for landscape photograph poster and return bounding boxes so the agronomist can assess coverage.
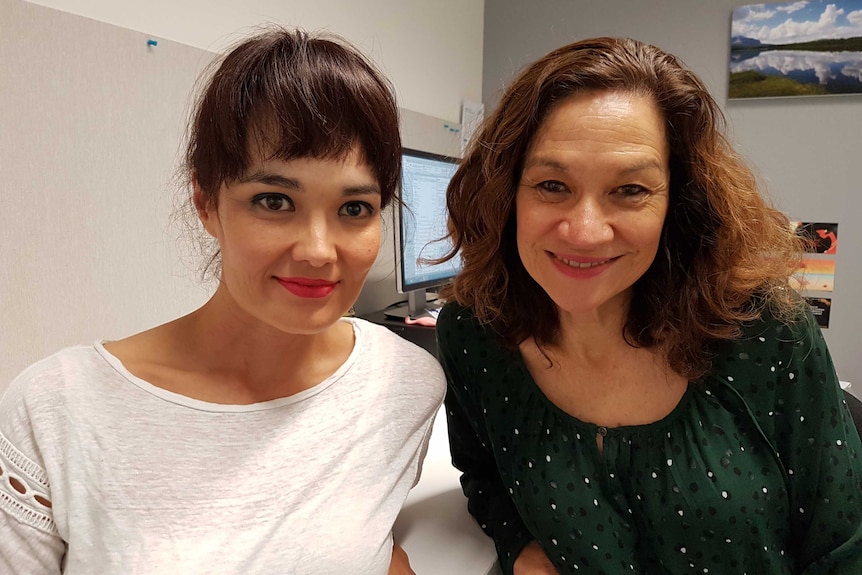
[730,1,862,98]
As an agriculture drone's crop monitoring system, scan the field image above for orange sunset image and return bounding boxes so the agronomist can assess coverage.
[790,257,836,291]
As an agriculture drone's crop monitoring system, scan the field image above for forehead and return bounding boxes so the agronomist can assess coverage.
[222,143,381,201]
[245,115,369,165]
[243,139,371,174]
[527,90,668,162]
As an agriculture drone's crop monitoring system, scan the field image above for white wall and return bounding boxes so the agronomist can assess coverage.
[27,0,484,123]
[483,0,862,397]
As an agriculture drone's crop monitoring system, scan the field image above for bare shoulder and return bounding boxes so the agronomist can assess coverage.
[101,318,190,377]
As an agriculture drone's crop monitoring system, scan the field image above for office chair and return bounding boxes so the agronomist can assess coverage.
[844,390,862,438]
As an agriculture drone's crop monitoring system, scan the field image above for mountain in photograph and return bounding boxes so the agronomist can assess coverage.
[731,35,764,48]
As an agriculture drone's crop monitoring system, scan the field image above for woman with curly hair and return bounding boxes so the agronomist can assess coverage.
[436,37,861,575]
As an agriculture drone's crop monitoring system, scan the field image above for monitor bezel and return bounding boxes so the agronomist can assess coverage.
[394,147,461,295]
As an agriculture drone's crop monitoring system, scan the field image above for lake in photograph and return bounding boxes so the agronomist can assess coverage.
[730,49,862,97]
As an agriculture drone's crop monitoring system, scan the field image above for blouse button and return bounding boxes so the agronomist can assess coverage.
[597,426,608,437]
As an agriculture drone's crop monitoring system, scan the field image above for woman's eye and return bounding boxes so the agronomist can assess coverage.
[339,201,374,218]
[536,180,568,194]
[616,185,649,198]
[253,194,293,211]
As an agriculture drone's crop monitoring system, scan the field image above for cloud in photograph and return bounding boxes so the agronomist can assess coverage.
[731,49,862,83]
[732,0,862,45]
[778,1,811,14]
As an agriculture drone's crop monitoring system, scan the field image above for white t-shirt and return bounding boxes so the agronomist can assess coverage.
[0,319,445,574]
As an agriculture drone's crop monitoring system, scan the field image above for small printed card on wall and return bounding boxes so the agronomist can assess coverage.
[788,220,838,328]
[460,100,484,157]
[792,221,838,254]
[805,297,832,329]
[790,258,835,292]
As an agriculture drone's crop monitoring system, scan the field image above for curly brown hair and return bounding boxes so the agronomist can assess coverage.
[441,37,804,379]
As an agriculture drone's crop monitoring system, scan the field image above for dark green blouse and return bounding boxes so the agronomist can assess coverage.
[437,303,862,575]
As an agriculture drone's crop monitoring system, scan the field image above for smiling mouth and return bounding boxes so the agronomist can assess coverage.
[279,278,337,287]
[553,254,614,269]
[276,277,338,298]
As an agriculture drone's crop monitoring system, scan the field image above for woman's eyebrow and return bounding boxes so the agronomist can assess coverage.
[343,184,381,197]
[239,172,301,189]
[617,159,666,176]
[524,156,665,176]
[523,156,568,171]
[237,172,380,196]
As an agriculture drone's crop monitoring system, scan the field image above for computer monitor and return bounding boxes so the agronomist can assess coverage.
[387,148,462,319]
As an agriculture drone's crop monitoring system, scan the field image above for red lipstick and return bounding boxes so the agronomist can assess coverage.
[276,277,338,299]
[550,252,616,279]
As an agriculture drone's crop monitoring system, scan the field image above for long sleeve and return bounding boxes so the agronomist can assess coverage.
[436,304,533,574]
[1,373,65,574]
[0,510,65,574]
[719,310,862,574]
[776,316,862,573]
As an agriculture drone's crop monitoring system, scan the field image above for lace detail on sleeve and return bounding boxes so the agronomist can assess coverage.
[0,430,57,535]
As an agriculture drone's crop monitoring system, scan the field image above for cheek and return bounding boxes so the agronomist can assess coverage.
[516,226,546,281]
[346,228,381,270]
[636,212,667,251]
[516,203,552,254]
[624,220,665,274]
[218,225,291,275]
[219,231,271,261]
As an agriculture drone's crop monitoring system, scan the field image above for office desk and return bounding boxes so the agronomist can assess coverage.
[359,309,438,358]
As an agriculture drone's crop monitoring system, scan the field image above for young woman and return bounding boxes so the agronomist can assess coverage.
[0,28,445,574]
[437,37,862,575]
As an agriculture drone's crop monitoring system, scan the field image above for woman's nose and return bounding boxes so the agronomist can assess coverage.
[558,198,613,246]
[292,217,337,267]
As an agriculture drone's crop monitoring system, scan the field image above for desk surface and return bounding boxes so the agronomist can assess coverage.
[396,411,501,575]
[359,309,439,358]
[359,308,438,328]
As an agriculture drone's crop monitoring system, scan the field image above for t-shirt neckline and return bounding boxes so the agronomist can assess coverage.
[94,318,363,413]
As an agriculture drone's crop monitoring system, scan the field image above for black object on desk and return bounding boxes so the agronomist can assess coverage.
[845,390,862,438]
[360,309,438,359]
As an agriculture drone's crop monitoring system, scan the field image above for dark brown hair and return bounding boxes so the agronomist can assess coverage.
[442,37,803,379]
[183,27,401,273]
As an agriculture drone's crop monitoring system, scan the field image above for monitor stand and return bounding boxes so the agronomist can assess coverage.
[383,289,441,319]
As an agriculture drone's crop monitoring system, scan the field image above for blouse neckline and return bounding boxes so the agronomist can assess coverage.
[511,348,696,436]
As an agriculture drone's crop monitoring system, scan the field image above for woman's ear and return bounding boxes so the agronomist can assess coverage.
[192,174,219,238]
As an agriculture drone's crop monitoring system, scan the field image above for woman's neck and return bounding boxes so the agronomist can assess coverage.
[550,299,632,368]
[178,294,352,394]
[105,291,354,404]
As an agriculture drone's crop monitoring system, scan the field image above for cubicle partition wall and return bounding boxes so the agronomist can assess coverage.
[1,0,211,390]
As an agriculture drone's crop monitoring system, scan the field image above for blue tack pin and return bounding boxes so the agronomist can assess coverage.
[147,39,158,47]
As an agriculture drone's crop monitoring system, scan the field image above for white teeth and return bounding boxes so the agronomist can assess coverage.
[556,255,608,269]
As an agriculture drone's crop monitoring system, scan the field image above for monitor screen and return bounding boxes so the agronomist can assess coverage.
[395,148,462,295]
